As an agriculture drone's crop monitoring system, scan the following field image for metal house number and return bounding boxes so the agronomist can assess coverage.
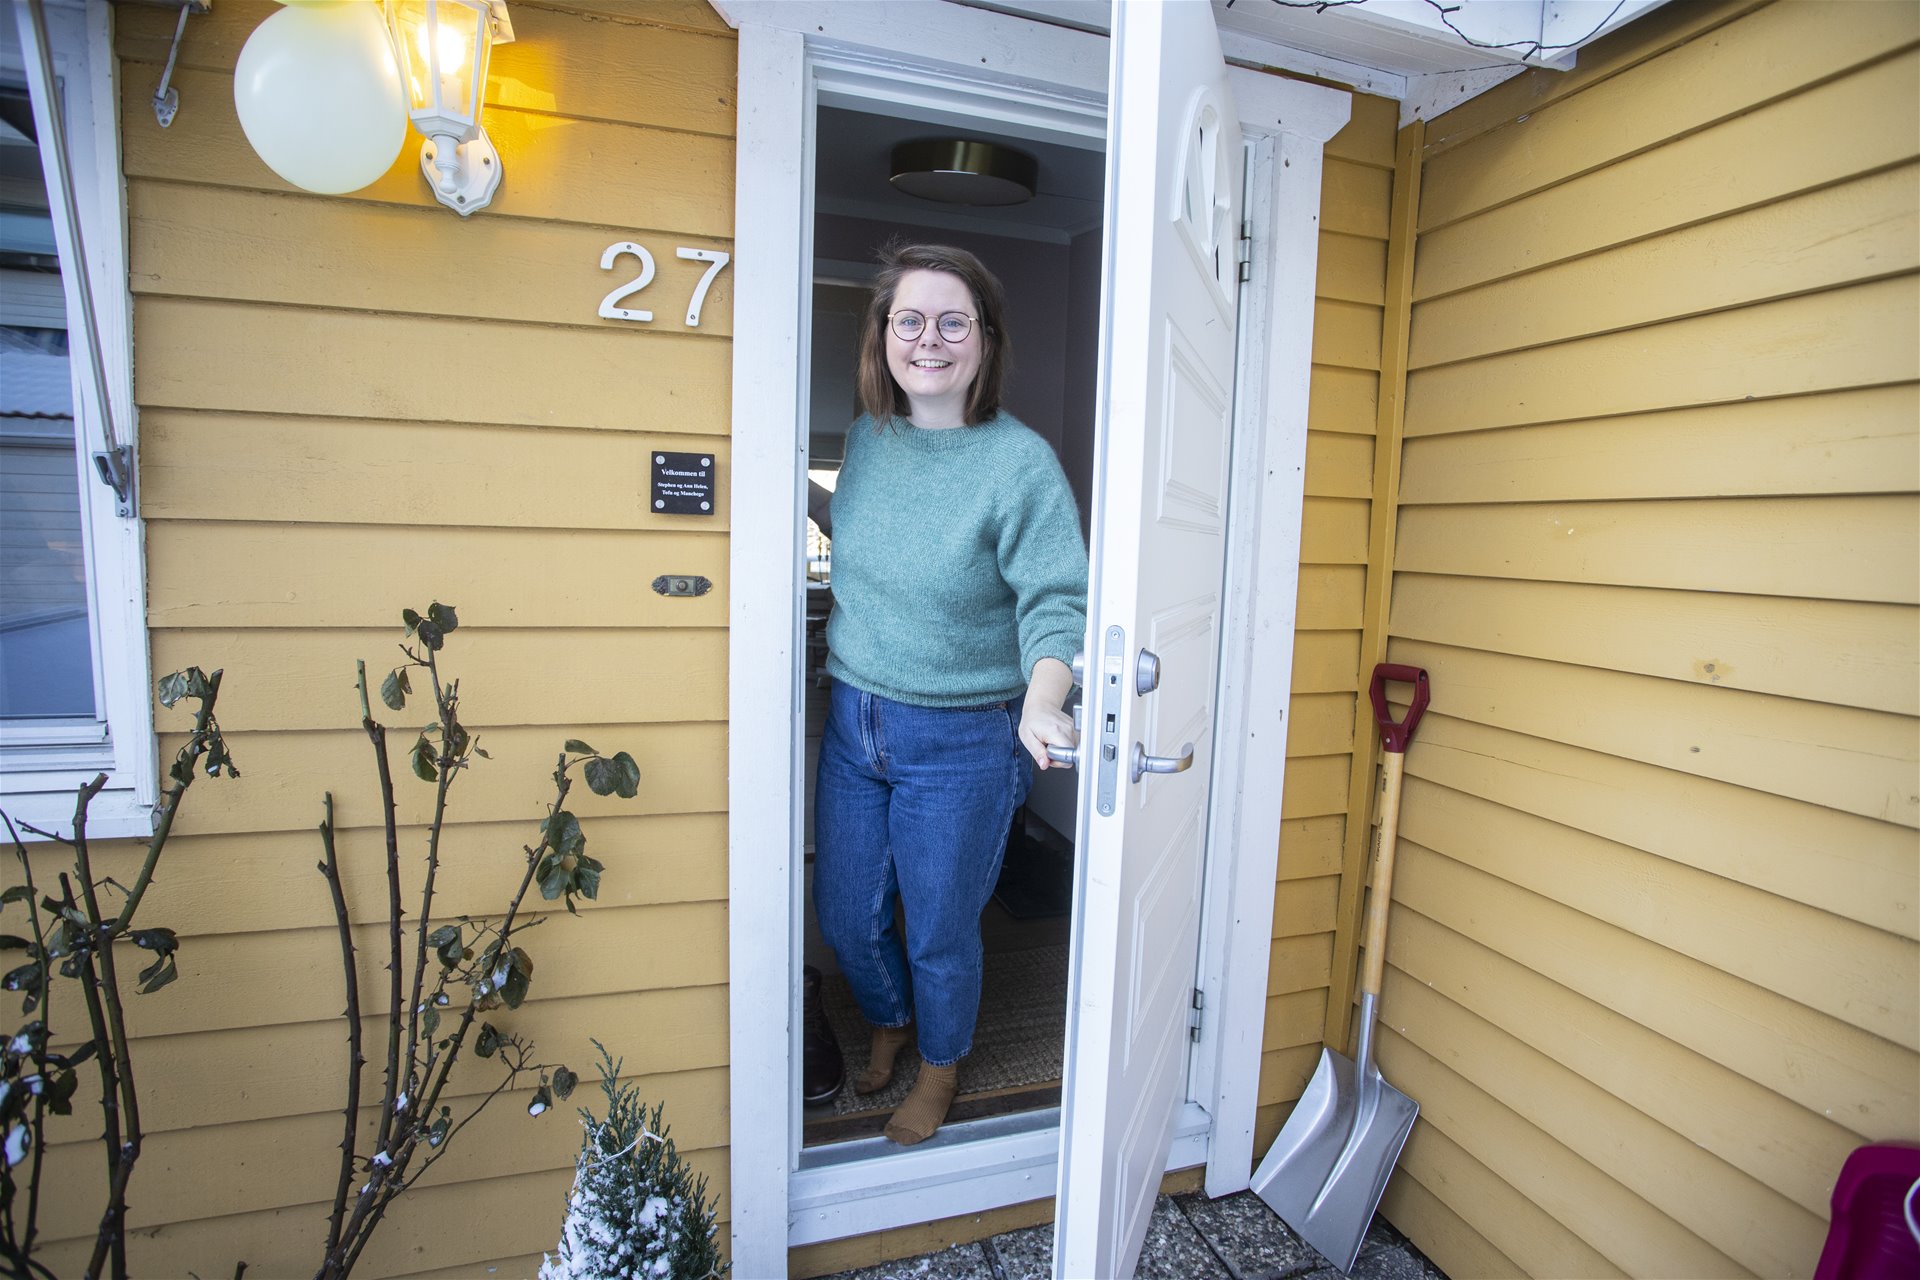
[599,241,731,327]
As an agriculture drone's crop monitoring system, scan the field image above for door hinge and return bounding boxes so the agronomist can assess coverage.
[1188,988,1205,1042]
[1236,221,1253,284]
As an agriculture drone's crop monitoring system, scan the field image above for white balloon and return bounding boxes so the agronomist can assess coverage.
[234,2,407,195]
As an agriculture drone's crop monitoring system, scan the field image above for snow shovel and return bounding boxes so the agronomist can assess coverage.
[1252,662,1430,1274]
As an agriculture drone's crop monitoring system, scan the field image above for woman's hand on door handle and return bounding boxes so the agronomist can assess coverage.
[1022,656,1079,769]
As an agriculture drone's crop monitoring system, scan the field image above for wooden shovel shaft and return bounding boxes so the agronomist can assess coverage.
[1359,751,1407,1001]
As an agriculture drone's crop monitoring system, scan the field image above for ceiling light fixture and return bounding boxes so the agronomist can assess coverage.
[889,138,1037,207]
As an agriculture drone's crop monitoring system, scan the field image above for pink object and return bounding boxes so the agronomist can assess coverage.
[1813,1143,1920,1280]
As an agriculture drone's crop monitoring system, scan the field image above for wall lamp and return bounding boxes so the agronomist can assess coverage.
[386,0,515,216]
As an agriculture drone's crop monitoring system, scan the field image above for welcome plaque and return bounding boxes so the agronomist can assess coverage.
[651,451,715,515]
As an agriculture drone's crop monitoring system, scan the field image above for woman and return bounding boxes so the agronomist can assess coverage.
[814,243,1087,1145]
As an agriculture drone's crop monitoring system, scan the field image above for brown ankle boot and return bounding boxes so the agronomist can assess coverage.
[884,1061,958,1145]
[855,1023,913,1094]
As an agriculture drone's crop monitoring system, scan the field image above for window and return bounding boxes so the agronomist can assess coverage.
[0,1,152,839]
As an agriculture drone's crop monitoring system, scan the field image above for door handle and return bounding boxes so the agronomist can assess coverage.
[1044,649,1089,768]
[1131,740,1195,782]
[1045,700,1085,769]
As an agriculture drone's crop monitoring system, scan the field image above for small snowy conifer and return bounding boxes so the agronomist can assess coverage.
[540,1042,725,1280]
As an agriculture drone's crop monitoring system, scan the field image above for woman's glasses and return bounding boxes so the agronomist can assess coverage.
[888,310,976,343]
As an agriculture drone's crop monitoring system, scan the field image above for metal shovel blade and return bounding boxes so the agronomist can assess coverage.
[1250,1045,1419,1274]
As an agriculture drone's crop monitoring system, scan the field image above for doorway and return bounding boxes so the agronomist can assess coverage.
[723,7,1350,1270]
[798,103,1107,1147]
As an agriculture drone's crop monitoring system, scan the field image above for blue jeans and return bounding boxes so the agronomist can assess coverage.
[813,679,1033,1066]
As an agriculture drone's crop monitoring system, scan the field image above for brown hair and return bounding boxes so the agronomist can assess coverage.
[855,243,1010,428]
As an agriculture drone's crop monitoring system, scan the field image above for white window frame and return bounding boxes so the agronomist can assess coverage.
[1,0,154,841]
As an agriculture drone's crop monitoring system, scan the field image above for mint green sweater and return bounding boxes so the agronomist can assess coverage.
[825,411,1089,707]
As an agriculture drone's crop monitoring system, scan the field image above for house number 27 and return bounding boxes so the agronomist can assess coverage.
[599,242,732,328]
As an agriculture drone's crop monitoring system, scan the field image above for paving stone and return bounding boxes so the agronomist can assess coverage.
[817,1242,998,1280]
[1173,1191,1326,1279]
[986,1222,1054,1280]
[986,1197,1229,1280]
[1135,1195,1232,1280]
[1348,1243,1443,1280]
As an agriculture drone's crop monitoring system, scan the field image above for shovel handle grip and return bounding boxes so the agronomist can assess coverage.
[1369,664,1429,754]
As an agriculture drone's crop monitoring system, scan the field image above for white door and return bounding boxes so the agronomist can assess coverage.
[1054,1,1243,1276]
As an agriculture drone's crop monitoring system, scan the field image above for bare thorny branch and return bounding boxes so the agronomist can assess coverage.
[314,606,630,1280]
[0,669,233,1280]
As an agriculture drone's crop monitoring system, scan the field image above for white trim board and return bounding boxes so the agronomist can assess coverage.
[723,6,1347,1273]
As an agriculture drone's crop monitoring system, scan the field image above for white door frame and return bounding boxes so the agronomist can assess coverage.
[722,5,1348,1274]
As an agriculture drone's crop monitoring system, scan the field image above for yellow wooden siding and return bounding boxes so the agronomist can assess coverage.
[1373,3,1920,1275]
[1259,91,1402,1151]
[12,3,737,1275]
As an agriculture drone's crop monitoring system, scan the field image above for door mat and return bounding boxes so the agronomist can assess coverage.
[813,942,1068,1119]
[992,810,1075,920]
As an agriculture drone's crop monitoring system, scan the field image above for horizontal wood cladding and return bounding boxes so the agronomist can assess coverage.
[1295,564,1366,630]
[147,522,728,629]
[1299,496,1370,564]
[43,902,727,1043]
[148,626,725,730]
[53,983,729,1138]
[114,1,738,135]
[1397,775,1916,1046]
[1379,1024,1747,1278]
[1255,1043,1322,1113]
[1395,843,1917,1143]
[1291,629,1362,693]
[1407,713,1916,942]
[132,297,731,430]
[1320,157,1393,240]
[121,68,735,234]
[1273,875,1339,941]
[39,1065,725,1243]
[23,812,727,936]
[1414,49,1919,300]
[1382,1159,1528,1280]
[1316,232,1390,305]
[1405,275,1919,436]
[157,721,726,836]
[1387,641,1918,827]
[40,1148,726,1280]
[1417,1,1920,232]
[1379,976,1816,1279]
[141,414,732,531]
[1281,755,1353,821]
[1384,1126,1589,1279]
[1410,164,1920,369]
[129,182,737,336]
[1312,297,1386,371]
[1286,692,1357,758]
[79,4,744,1275]
[1324,92,1400,170]
[1394,494,1920,606]
[1399,386,1920,504]
[1389,574,1919,715]
[1277,816,1344,883]
[1267,933,1334,997]
[1388,907,1861,1223]
[1308,365,1379,436]
[1262,989,1329,1054]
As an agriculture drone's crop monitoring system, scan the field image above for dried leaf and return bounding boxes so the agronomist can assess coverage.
[381,668,411,712]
